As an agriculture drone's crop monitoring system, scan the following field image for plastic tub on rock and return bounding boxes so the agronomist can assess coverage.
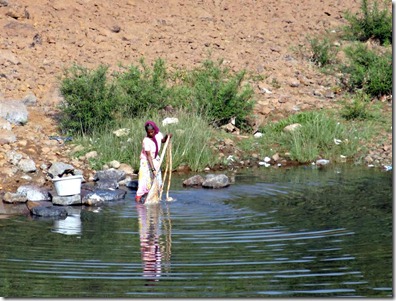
[52,175,83,196]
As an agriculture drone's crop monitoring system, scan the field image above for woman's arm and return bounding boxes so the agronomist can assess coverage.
[161,133,172,143]
[145,150,156,172]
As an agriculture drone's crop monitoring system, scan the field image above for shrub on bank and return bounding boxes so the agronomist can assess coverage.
[59,65,117,135]
[342,0,392,45]
[59,59,255,136]
[341,44,392,97]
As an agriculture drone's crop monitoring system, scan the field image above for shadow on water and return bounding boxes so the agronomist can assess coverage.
[0,165,392,297]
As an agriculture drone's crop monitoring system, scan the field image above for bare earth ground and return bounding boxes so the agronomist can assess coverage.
[0,0,391,192]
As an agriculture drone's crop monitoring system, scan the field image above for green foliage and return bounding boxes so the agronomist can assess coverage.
[264,111,321,133]
[59,65,117,135]
[343,0,392,45]
[341,43,392,97]
[72,111,219,172]
[340,91,377,120]
[181,60,255,131]
[59,59,256,136]
[254,111,372,163]
[308,36,339,67]
[112,58,175,118]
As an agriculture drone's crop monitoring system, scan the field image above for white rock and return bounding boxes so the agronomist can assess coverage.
[113,128,130,137]
[316,159,330,166]
[283,123,302,132]
[108,160,121,169]
[162,117,179,126]
[334,138,342,145]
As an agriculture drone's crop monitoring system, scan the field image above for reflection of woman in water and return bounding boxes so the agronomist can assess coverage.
[136,203,172,283]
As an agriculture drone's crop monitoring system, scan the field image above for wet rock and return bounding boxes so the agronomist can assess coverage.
[82,193,105,206]
[183,175,205,187]
[202,174,230,189]
[52,194,81,206]
[81,189,126,206]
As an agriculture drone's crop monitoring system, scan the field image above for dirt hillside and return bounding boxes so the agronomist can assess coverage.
[1,0,361,107]
[2,0,391,193]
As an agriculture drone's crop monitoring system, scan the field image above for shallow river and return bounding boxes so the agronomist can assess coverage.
[0,165,392,298]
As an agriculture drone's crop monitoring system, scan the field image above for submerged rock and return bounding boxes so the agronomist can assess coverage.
[31,205,68,217]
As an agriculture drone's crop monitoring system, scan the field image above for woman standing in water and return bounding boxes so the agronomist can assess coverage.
[135,120,172,203]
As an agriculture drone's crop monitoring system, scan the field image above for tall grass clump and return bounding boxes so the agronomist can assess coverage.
[341,43,392,97]
[251,111,371,163]
[71,111,219,172]
[163,111,220,171]
[343,0,392,45]
[59,65,117,135]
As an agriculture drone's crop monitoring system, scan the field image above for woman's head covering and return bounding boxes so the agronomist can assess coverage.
[144,120,160,158]
[145,120,159,134]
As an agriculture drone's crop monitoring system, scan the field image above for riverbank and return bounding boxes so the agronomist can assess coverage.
[0,102,392,196]
[0,0,392,194]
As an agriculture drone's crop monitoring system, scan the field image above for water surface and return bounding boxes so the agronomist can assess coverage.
[0,165,392,297]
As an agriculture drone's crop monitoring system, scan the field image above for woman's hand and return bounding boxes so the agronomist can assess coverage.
[162,133,172,143]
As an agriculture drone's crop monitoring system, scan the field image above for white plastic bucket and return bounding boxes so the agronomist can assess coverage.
[52,175,82,196]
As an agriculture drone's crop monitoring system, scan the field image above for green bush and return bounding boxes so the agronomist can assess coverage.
[343,0,392,45]
[59,65,117,135]
[113,58,175,118]
[59,59,256,135]
[341,91,376,120]
[308,36,339,67]
[182,60,255,131]
[341,43,392,97]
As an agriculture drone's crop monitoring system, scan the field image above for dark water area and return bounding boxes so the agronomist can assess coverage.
[0,165,392,298]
